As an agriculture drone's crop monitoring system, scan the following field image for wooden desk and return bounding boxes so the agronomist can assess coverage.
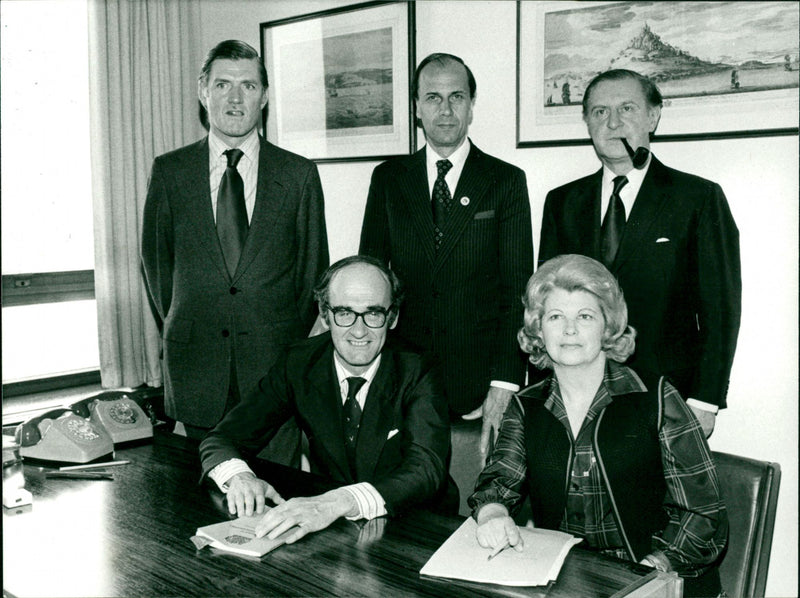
[3,430,680,597]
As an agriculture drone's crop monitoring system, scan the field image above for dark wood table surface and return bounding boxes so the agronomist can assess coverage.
[3,429,676,597]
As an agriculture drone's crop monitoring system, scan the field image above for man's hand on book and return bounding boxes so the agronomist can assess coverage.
[255,489,358,544]
[225,473,285,517]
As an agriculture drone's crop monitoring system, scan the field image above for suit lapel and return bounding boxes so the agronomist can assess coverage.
[180,138,230,281]
[395,149,437,266]
[304,343,353,481]
[232,139,288,282]
[584,171,604,258]
[434,143,491,268]
[614,158,671,270]
[354,351,396,479]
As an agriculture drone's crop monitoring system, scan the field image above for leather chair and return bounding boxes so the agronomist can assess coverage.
[713,451,781,598]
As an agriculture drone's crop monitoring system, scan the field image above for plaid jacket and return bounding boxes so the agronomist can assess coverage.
[469,361,728,578]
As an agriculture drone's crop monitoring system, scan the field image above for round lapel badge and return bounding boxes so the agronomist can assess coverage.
[460,196,470,206]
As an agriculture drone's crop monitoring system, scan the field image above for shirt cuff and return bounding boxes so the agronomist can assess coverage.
[341,483,387,521]
[686,398,719,414]
[490,380,520,392]
[208,458,254,492]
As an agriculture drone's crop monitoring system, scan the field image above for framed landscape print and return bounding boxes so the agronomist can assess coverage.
[517,1,800,147]
[261,1,415,162]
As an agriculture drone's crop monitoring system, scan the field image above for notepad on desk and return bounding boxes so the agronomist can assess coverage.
[192,512,294,558]
[420,518,582,587]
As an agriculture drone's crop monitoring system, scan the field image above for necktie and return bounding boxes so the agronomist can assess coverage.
[216,148,248,277]
[601,175,628,268]
[432,159,453,250]
[344,376,367,475]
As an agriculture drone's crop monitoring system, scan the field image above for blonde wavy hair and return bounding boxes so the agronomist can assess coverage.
[518,255,636,369]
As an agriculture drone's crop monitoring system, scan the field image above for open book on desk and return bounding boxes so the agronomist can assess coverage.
[420,518,582,587]
[192,512,295,558]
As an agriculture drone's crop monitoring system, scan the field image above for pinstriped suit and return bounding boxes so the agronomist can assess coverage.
[141,136,329,430]
[360,143,533,414]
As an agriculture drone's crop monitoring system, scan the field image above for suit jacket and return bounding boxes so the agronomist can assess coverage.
[360,143,533,414]
[141,136,329,427]
[539,156,741,408]
[199,333,451,516]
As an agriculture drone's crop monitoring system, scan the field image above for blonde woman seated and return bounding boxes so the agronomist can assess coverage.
[468,255,727,598]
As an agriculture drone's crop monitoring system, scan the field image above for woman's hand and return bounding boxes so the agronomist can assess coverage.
[475,504,524,552]
[639,551,672,573]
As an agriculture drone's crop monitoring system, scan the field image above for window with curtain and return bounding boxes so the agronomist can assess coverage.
[1,0,99,392]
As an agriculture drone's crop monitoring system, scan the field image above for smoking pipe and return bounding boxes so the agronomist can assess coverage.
[620,138,649,169]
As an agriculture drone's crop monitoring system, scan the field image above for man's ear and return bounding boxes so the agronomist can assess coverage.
[648,104,662,134]
[389,309,399,330]
[198,80,209,109]
[318,307,331,331]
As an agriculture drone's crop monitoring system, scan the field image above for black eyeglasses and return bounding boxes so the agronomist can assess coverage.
[328,306,393,329]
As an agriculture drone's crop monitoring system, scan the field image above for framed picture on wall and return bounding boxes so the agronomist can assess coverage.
[517,1,800,147]
[260,0,416,163]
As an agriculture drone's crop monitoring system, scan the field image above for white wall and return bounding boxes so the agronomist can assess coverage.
[200,2,798,595]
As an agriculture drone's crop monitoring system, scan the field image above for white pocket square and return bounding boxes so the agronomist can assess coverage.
[656,237,670,243]
[387,429,400,440]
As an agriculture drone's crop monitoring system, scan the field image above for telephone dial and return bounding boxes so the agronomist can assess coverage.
[70,389,154,444]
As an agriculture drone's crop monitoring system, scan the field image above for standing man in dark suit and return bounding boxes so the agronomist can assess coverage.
[359,53,533,478]
[200,256,452,542]
[539,69,741,437]
[360,54,533,506]
[141,41,329,455]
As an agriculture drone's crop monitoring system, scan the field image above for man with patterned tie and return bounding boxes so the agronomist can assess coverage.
[200,256,454,542]
[360,54,533,493]
[538,69,741,437]
[141,41,328,456]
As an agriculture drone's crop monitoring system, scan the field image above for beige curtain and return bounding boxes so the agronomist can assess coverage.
[88,0,203,388]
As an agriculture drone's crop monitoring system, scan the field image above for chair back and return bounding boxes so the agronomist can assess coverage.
[713,451,781,598]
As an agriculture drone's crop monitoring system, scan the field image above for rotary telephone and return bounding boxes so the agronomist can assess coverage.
[69,389,155,444]
[15,408,114,464]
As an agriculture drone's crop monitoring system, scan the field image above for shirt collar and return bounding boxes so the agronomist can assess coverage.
[602,156,649,192]
[208,128,260,163]
[426,137,470,172]
[539,360,647,410]
[602,360,648,396]
[333,352,382,387]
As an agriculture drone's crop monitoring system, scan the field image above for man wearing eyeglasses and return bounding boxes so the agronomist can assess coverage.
[200,256,453,542]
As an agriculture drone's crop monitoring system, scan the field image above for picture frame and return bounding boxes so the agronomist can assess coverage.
[260,0,416,163]
[517,1,800,147]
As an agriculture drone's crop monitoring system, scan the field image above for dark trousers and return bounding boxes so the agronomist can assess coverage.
[181,360,302,468]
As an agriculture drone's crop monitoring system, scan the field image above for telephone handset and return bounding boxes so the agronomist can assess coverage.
[70,390,154,444]
[15,408,114,464]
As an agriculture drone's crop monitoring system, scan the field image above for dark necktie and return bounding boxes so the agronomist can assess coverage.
[601,175,628,268]
[344,376,367,474]
[432,159,453,250]
[216,148,248,277]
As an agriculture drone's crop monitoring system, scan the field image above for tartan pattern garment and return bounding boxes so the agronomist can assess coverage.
[431,159,452,250]
[470,361,727,577]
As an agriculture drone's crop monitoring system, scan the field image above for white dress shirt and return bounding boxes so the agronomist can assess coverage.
[208,128,260,223]
[600,161,648,223]
[425,138,470,198]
